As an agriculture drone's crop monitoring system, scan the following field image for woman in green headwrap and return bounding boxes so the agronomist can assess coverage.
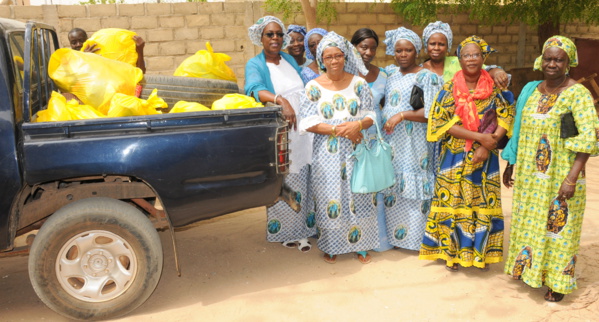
[502,36,599,302]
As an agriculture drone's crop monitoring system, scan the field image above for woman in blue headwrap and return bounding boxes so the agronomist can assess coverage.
[300,28,328,83]
[245,16,315,252]
[378,27,441,252]
[349,27,390,251]
[286,24,309,67]
[421,21,509,88]
[299,32,378,264]
[502,36,599,302]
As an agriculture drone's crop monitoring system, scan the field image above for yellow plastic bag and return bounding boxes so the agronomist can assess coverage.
[82,28,138,66]
[174,42,237,82]
[211,94,264,110]
[49,48,143,112]
[35,91,105,122]
[106,89,166,117]
[170,101,211,113]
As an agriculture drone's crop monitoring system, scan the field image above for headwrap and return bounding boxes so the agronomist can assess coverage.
[452,69,495,152]
[316,31,368,76]
[383,27,422,56]
[304,28,328,60]
[287,24,307,36]
[248,16,290,49]
[456,35,496,63]
[533,35,578,71]
[422,21,453,54]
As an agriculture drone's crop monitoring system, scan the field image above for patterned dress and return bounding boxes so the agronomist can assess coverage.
[419,81,514,268]
[299,75,379,255]
[367,67,390,252]
[504,84,598,294]
[381,68,441,251]
[265,59,316,243]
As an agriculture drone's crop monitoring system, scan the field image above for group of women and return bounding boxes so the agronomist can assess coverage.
[244,16,599,303]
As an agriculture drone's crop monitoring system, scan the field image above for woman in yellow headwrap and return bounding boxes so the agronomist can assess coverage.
[502,36,599,302]
[419,36,514,272]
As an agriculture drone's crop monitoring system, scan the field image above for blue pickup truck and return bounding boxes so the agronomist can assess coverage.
[0,18,290,320]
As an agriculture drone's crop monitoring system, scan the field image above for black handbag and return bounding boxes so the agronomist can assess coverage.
[560,112,579,139]
[409,85,424,110]
[479,108,508,149]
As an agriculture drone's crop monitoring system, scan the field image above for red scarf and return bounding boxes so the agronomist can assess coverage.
[452,69,494,152]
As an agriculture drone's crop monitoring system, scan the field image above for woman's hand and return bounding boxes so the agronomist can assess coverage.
[472,146,489,164]
[478,133,498,150]
[503,164,514,188]
[489,68,509,90]
[336,121,363,144]
[383,112,403,134]
[557,177,577,201]
[279,97,297,130]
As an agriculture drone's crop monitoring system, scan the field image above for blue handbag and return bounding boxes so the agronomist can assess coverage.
[350,121,396,194]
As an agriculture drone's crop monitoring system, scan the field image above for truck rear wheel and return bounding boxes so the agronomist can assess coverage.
[28,197,163,320]
[140,74,239,108]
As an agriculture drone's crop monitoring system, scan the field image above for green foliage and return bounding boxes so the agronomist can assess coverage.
[390,0,599,27]
[264,0,338,25]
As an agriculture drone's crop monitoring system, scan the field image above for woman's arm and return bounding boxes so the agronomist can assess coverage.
[558,152,590,200]
[258,90,297,130]
[447,125,498,150]
[306,121,364,144]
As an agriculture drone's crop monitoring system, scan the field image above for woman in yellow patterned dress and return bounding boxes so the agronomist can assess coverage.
[502,36,598,302]
[419,36,514,272]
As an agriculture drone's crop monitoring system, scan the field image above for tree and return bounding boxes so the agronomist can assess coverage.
[264,0,338,30]
[390,0,599,49]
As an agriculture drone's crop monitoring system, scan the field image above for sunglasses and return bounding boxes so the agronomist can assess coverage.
[264,32,285,39]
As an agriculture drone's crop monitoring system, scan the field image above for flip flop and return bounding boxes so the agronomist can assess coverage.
[356,252,372,264]
[282,240,299,248]
[544,289,565,302]
[297,238,311,253]
[323,253,337,264]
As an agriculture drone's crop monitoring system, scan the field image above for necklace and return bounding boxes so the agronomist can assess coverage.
[543,76,568,96]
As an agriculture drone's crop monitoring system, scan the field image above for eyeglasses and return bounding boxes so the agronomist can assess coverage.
[460,53,482,60]
[264,32,285,39]
[323,54,345,62]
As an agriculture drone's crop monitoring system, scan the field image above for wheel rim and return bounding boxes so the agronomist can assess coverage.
[55,230,138,302]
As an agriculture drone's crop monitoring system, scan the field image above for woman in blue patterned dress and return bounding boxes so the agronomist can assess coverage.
[301,28,328,83]
[351,27,391,252]
[245,16,315,252]
[299,32,379,264]
[380,27,441,251]
[286,24,311,68]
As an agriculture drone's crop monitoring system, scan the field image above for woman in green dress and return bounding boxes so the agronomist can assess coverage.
[502,36,599,302]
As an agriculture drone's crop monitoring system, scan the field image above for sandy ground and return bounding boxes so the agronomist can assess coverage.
[1,158,599,321]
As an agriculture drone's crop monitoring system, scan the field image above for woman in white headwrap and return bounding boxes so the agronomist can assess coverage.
[421,21,509,87]
[379,27,441,252]
[299,32,378,264]
[245,16,315,252]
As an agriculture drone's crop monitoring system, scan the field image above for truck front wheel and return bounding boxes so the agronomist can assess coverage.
[28,197,163,320]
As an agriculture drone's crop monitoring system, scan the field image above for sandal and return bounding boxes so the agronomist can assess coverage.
[282,240,299,248]
[297,238,311,253]
[323,253,337,264]
[356,252,372,264]
[544,289,565,302]
[445,263,459,272]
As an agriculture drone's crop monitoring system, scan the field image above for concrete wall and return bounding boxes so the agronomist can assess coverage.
[1,2,598,88]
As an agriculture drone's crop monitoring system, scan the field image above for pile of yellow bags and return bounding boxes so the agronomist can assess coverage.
[81,28,138,67]
[48,48,143,112]
[174,42,237,82]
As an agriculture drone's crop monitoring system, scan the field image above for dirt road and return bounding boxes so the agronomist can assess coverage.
[1,159,598,321]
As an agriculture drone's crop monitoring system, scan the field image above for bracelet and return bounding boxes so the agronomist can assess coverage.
[358,120,363,131]
[331,125,336,137]
[564,177,577,186]
[273,94,280,105]
[399,112,404,122]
